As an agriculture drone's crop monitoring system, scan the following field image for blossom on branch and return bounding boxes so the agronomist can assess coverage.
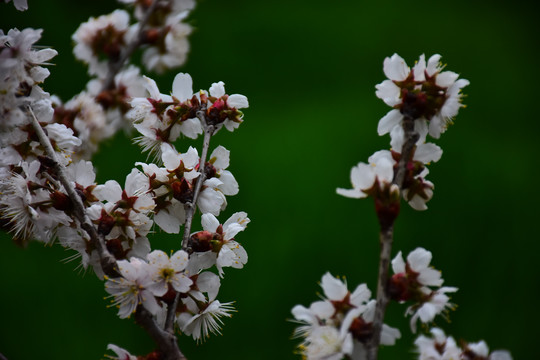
[376,53,469,139]
[291,272,400,360]
[389,248,457,332]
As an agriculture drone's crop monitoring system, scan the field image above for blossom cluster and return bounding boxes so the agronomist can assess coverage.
[415,328,512,360]
[1,0,252,354]
[73,0,194,77]
[338,54,469,211]
[128,72,248,158]
[291,273,401,360]
[388,248,457,332]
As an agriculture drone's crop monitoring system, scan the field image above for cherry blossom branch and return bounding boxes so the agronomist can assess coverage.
[28,106,186,359]
[181,110,215,251]
[0,352,8,360]
[367,115,419,360]
[27,106,118,276]
[101,0,164,91]
[165,110,214,334]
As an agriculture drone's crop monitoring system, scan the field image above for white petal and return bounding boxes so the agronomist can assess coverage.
[172,73,193,102]
[227,94,249,108]
[201,213,220,232]
[377,109,403,136]
[209,81,225,98]
[383,53,409,81]
[209,146,230,169]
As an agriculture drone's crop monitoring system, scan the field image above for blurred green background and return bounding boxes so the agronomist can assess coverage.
[1,0,539,359]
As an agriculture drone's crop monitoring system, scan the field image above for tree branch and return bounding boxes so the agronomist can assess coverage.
[367,115,419,360]
[165,110,214,336]
[181,111,215,252]
[27,106,118,277]
[28,105,186,360]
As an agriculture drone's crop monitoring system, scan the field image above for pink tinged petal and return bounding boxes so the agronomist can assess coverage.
[378,109,403,136]
[201,213,220,232]
[94,180,122,202]
[391,251,406,273]
[218,171,238,195]
[180,118,203,139]
[209,146,230,169]
[161,143,181,170]
[172,73,193,102]
[227,94,249,109]
[383,53,409,81]
[321,272,348,301]
[375,80,401,106]
[414,143,443,164]
[436,71,459,88]
[209,81,225,98]
[426,54,442,76]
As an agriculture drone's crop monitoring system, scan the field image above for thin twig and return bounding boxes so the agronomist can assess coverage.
[101,0,164,91]
[27,106,118,277]
[0,352,9,360]
[366,226,394,360]
[165,110,214,334]
[181,112,215,251]
[367,115,419,360]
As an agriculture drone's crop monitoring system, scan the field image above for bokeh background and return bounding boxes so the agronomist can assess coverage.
[1,0,539,359]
